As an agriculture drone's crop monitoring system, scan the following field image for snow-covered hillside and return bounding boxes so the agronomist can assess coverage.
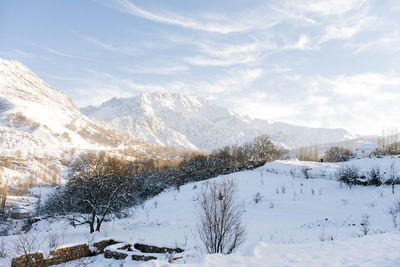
[1,157,399,266]
[0,58,126,154]
[0,58,184,187]
[82,93,357,151]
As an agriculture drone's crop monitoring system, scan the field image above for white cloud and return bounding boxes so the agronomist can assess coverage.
[0,49,37,59]
[178,37,270,67]
[79,34,116,51]
[37,45,88,60]
[318,6,376,44]
[73,85,135,107]
[227,72,400,135]
[76,33,141,56]
[280,0,368,16]
[120,65,189,75]
[314,73,400,98]
[96,0,259,34]
[349,30,400,54]
[286,34,313,50]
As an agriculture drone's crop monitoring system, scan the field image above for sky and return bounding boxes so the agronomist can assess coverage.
[1,0,400,135]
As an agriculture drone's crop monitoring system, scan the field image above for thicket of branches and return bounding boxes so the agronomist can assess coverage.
[324,146,354,162]
[197,180,246,254]
[376,128,398,156]
[43,135,287,232]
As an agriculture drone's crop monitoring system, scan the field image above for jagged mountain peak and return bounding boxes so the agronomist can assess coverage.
[82,92,240,124]
[82,93,356,151]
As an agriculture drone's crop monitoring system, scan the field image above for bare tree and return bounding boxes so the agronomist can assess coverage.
[197,180,246,254]
[389,161,397,194]
[252,135,287,163]
[44,152,134,233]
[0,183,7,215]
[324,146,354,162]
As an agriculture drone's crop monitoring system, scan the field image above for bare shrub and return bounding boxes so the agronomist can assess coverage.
[386,161,399,194]
[48,230,64,251]
[7,112,40,129]
[319,227,334,242]
[253,192,263,204]
[197,180,246,254]
[269,201,274,209]
[301,167,311,179]
[360,214,370,236]
[0,238,7,258]
[389,200,400,229]
[281,184,286,194]
[14,231,43,267]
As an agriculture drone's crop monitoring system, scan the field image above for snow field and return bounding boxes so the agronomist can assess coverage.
[2,157,400,266]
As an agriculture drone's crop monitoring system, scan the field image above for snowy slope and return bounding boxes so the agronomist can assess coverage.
[0,58,125,154]
[2,157,399,266]
[82,93,357,151]
[0,58,183,187]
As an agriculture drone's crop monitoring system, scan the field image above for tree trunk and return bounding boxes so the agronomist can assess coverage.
[96,217,102,232]
[89,222,95,233]
[89,210,96,233]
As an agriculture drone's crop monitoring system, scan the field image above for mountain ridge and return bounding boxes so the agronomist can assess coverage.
[82,93,357,151]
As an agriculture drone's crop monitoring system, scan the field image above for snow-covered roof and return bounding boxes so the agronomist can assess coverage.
[11,206,29,214]
[356,143,379,150]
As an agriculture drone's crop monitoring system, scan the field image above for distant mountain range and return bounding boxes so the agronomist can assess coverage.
[1,57,380,188]
[0,57,371,156]
[82,93,359,151]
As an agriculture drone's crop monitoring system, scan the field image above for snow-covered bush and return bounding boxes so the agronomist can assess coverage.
[337,166,361,186]
[368,168,383,186]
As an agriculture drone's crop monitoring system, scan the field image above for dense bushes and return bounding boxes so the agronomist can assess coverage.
[337,166,361,186]
[337,165,399,187]
[44,135,287,232]
[325,146,354,162]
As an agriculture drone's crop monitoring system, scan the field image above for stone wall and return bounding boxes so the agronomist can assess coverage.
[11,239,118,267]
[11,252,45,267]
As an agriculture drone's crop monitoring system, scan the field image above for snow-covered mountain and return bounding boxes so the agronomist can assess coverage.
[82,93,357,151]
[0,58,183,187]
[0,58,129,156]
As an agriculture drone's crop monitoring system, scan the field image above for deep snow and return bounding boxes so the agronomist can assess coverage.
[1,157,400,266]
